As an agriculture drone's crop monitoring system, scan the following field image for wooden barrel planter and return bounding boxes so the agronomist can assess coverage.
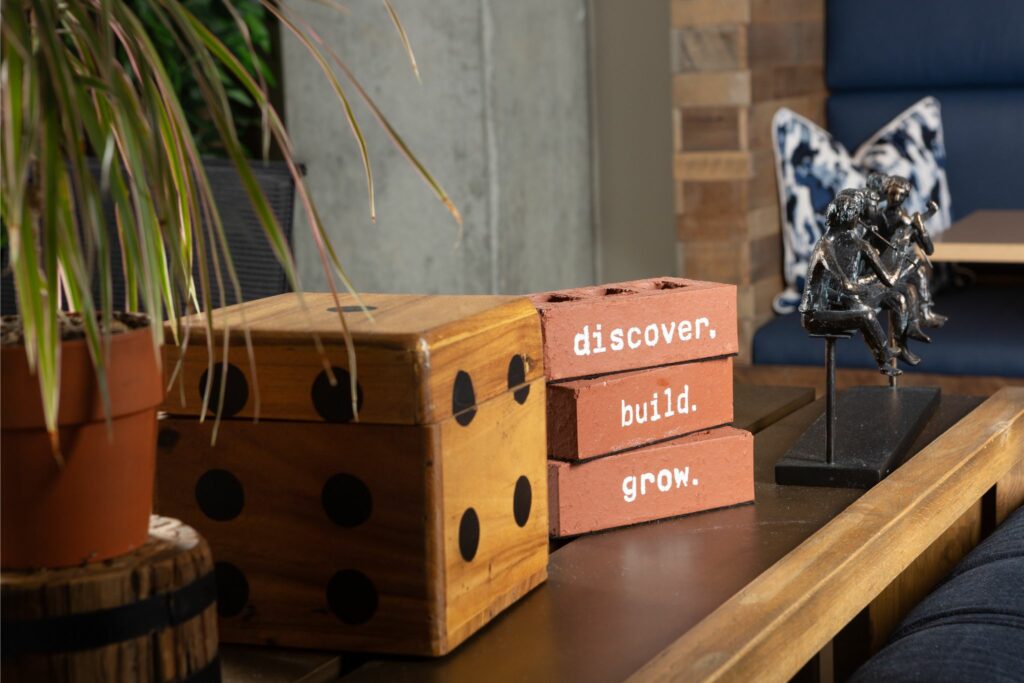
[1,517,220,682]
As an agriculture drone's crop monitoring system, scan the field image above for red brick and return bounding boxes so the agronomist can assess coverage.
[530,277,738,381]
[547,426,753,537]
[548,357,733,460]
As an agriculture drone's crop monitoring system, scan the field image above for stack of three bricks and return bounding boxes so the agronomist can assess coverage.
[530,277,754,537]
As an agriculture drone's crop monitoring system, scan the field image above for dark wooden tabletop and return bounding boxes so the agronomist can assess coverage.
[218,383,817,682]
[225,382,978,683]
[339,393,980,683]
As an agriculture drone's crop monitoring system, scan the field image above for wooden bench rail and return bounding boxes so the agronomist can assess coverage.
[629,386,1024,682]
[735,362,1023,399]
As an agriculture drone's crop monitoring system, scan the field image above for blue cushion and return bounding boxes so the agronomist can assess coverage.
[949,507,1024,580]
[752,287,1024,377]
[850,621,1024,682]
[771,99,953,314]
[828,90,1024,219]
[827,0,1024,90]
[851,508,1024,683]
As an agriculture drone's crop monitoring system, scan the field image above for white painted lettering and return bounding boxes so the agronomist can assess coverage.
[620,466,700,504]
[635,402,649,425]
[621,400,633,427]
[650,392,662,422]
[644,323,659,346]
[674,467,690,487]
[676,384,690,414]
[623,476,637,503]
[610,328,624,351]
[569,315,718,358]
[574,326,591,356]
[592,324,606,354]
[627,327,642,349]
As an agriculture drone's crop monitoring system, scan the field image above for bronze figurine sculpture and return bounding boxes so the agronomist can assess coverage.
[777,174,945,488]
[799,174,945,377]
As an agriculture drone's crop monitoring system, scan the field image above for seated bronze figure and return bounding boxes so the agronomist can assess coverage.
[778,176,947,488]
[799,175,945,376]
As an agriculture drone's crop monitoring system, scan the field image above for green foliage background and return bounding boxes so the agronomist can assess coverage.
[130,0,275,155]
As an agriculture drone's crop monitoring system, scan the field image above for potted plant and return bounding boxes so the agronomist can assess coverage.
[0,0,458,569]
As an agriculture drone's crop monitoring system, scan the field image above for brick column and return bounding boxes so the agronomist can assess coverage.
[670,0,826,361]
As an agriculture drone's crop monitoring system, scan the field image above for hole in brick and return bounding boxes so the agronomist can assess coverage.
[653,280,687,289]
[215,562,250,618]
[599,287,638,296]
[459,508,480,561]
[322,473,372,527]
[311,368,364,423]
[540,293,581,303]
[199,363,249,418]
[195,469,245,521]
[327,570,378,625]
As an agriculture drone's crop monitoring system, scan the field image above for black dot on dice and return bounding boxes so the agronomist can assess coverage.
[327,305,378,313]
[452,370,477,426]
[513,476,532,528]
[311,367,364,423]
[507,354,530,404]
[215,561,249,618]
[195,469,245,521]
[459,508,480,561]
[157,428,180,450]
[321,474,372,527]
[326,570,378,625]
[198,363,248,418]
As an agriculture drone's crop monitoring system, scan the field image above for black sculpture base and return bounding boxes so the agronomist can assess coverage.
[775,386,941,489]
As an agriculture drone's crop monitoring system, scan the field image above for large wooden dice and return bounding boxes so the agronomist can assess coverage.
[156,293,548,656]
[161,293,545,423]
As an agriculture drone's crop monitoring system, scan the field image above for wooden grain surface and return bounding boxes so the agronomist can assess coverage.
[157,379,547,657]
[671,0,827,360]
[629,387,1024,682]
[162,293,543,425]
[732,382,813,433]
[339,394,994,683]
[1,517,218,683]
[219,383,814,682]
[671,0,750,27]
[735,362,1024,398]
[931,210,1024,263]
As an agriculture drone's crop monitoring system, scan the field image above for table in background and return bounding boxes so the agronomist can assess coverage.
[931,210,1024,263]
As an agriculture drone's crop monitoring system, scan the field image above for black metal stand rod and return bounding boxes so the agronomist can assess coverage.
[888,310,899,388]
[826,337,836,465]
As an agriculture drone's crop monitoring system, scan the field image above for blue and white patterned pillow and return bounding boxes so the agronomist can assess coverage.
[771,96,953,314]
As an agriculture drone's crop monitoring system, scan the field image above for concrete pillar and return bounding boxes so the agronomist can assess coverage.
[282,0,596,294]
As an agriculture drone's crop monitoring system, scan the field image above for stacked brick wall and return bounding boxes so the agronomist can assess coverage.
[670,0,827,361]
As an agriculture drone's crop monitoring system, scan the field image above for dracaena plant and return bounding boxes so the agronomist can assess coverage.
[0,0,459,450]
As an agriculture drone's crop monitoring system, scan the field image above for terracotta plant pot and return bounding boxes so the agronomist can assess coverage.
[1,325,164,569]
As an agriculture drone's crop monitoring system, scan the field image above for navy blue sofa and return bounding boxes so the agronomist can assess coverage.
[753,0,1024,382]
[851,506,1024,682]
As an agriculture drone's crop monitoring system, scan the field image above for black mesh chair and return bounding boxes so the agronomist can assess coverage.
[0,158,298,315]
